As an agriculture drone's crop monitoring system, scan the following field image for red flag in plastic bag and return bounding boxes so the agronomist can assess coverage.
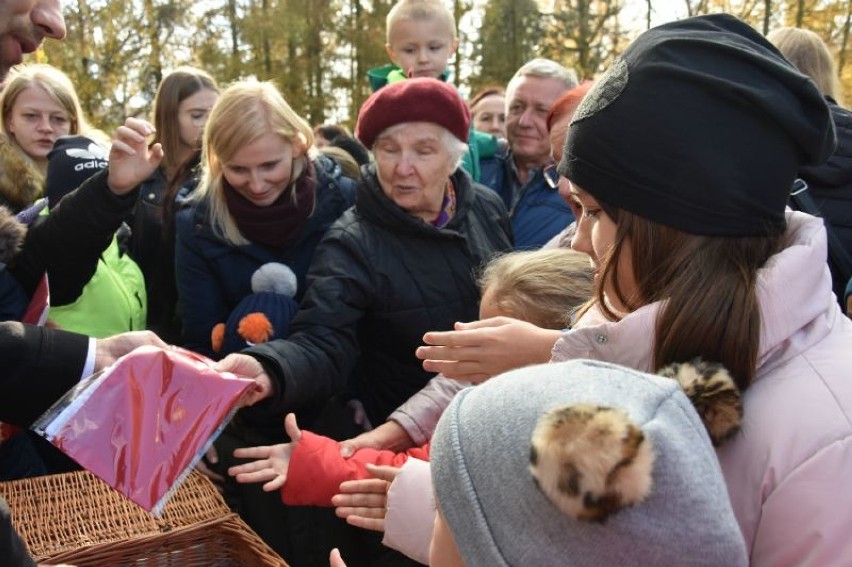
[33,346,255,514]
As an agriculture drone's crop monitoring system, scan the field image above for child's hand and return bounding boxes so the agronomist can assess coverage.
[229,413,302,492]
[339,420,414,458]
[329,548,347,567]
[107,118,163,195]
[331,464,400,532]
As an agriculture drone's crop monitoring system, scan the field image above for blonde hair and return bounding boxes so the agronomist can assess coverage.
[767,27,844,105]
[1,64,91,165]
[479,248,594,330]
[386,0,456,44]
[192,80,314,246]
[319,146,362,180]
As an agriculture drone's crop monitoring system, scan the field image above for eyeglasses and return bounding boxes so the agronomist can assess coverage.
[543,164,560,190]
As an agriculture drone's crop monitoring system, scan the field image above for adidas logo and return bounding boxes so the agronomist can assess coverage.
[74,160,108,172]
[66,143,108,161]
[65,143,108,172]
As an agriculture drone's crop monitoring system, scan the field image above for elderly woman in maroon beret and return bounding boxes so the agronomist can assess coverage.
[214,77,512,563]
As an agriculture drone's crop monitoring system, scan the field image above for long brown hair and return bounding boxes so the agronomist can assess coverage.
[595,211,784,390]
[152,66,219,174]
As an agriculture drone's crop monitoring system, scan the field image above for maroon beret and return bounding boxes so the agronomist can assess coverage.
[355,78,471,149]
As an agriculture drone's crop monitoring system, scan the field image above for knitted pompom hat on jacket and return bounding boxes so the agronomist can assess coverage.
[558,13,835,237]
[430,359,748,567]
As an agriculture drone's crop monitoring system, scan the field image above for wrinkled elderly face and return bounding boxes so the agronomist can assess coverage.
[373,122,456,223]
[0,0,66,82]
[505,75,568,166]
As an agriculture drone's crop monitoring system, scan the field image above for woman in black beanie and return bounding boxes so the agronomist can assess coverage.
[415,14,852,566]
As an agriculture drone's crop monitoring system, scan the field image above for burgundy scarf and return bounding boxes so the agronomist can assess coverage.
[223,160,316,249]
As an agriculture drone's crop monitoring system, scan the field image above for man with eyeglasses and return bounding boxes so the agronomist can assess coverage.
[479,59,577,249]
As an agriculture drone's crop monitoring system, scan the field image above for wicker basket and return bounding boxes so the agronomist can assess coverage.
[0,470,288,566]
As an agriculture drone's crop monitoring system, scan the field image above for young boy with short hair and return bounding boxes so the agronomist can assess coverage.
[368,0,458,90]
[368,0,496,181]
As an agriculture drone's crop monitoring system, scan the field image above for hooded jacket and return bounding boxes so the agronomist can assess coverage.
[551,212,852,566]
[0,134,41,214]
[245,164,513,432]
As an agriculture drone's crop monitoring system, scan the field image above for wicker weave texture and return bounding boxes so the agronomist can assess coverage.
[0,470,288,566]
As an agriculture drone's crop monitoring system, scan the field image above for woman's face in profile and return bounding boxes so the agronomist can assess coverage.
[373,122,456,223]
[568,182,637,312]
[222,131,297,207]
[177,87,218,151]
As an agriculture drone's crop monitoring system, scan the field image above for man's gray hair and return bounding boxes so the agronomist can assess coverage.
[511,58,578,90]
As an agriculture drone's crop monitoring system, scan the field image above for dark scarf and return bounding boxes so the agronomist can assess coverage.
[223,159,316,249]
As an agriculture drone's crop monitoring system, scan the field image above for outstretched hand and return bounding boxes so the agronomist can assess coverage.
[228,413,302,492]
[215,353,273,407]
[415,316,561,382]
[331,464,400,532]
[107,117,164,195]
[339,420,415,458]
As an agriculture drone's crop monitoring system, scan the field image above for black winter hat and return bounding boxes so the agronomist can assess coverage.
[45,135,108,208]
[558,13,836,236]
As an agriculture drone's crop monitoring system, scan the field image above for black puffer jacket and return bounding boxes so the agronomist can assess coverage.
[798,99,852,303]
[247,165,513,429]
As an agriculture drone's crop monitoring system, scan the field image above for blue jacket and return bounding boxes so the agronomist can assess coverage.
[175,155,356,357]
[479,145,574,249]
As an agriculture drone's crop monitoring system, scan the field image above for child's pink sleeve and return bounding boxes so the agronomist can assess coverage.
[281,431,430,506]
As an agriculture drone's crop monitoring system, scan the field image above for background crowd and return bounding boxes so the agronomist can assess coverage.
[1,1,851,567]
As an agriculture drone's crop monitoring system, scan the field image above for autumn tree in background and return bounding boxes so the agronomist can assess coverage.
[43,0,196,129]
[36,0,852,132]
[471,0,544,91]
[674,0,851,100]
[541,0,627,80]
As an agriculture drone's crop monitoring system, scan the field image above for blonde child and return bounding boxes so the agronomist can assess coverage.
[229,248,593,506]
[367,0,458,90]
[367,0,497,182]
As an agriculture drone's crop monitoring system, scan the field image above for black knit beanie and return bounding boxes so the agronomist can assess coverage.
[45,135,108,208]
[558,13,836,236]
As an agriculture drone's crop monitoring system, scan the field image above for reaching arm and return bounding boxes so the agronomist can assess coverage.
[415,317,561,382]
[10,119,162,305]
[0,322,166,427]
[229,413,428,507]
[239,226,376,417]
